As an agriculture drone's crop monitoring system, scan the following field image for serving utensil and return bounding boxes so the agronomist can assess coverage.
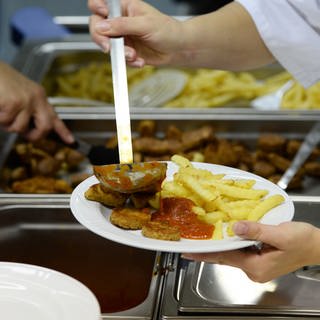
[93,0,167,193]
[277,122,320,190]
[251,80,294,111]
[107,0,133,165]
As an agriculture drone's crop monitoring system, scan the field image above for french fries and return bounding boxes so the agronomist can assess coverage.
[160,155,285,240]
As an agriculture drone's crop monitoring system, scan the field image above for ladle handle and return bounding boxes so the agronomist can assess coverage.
[107,0,133,164]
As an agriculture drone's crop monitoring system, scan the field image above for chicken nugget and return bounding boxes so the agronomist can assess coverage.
[11,176,72,194]
[253,160,276,178]
[258,134,286,153]
[304,162,320,177]
[85,183,128,207]
[142,221,181,241]
[110,207,151,230]
[130,192,156,209]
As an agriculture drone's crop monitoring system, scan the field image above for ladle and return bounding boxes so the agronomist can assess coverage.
[93,0,167,193]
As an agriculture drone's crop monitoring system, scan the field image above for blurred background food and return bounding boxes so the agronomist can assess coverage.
[0,138,90,193]
[43,62,156,104]
[130,121,320,190]
[42,61,320,109]
[2,120,320,194]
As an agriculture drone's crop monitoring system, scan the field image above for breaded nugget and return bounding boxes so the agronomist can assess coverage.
[110,207,151,230]
[304,162,320,177]
[11,176,72,194]
[142,221,181,241]
[258,134,286,153]
[130,192,156,209]
[85,183,128,207]
[253,161,276,178]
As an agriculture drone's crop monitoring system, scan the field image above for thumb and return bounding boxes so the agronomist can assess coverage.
[233,221,282,248]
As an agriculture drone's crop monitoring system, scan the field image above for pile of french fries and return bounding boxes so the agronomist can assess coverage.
[151,155,285,240]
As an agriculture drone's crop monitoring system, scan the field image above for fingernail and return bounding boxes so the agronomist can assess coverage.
[125,49,133,59]
[66,134,75,144]
[101,41,110,53]
[96,20,111,32]
[130,58,145,68]
[233,222,248,235]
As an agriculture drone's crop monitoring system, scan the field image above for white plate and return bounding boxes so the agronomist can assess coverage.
[0,262,101,320]
[70,162,294,253]
[129,69,187,108]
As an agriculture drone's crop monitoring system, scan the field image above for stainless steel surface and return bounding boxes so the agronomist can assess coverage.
[1,118,320,196]
[159,196,320,318]
[0,195,163,319]
[277,122,320,190]
[48,96,107,107]
[107,0,133,164]
[12,39,320,120]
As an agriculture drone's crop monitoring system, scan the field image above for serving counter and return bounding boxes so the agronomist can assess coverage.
[0,195,320,319]
[0,37,319,319]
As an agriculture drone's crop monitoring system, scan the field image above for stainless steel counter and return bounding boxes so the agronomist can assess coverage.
[0,195,165,319]
[160,196,320,319]
[2,38,320,319]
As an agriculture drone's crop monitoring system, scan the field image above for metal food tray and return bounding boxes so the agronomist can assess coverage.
[0,195,165,319]
[12,37,320,119]
[1,115,319,195]
[160,196,320,319]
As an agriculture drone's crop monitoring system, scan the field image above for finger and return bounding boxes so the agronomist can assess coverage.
[88,0,108,16]
[233,221,286,249]
[183,250,256,269]
[0,107,18,127]
[127,56,145,67]
[52,116,74,144]
[5,109,31,134]
[24,102,54,141]
[95,16,150,38]
[89,15,110,52]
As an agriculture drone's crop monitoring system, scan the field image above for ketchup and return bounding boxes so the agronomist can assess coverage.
[153,197,214,239]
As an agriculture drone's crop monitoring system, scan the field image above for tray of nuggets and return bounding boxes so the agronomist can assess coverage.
[126,120,320,192]
[0,138,90,194]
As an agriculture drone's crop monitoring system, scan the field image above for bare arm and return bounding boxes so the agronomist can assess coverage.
[177,2,275,70]
[88,0,274,70]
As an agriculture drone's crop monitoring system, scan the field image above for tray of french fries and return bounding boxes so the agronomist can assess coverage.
[70,155,293,253]
[44,59,320,110]
[13,39,320,112]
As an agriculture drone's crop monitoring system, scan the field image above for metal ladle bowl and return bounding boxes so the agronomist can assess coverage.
[93,161,167,193]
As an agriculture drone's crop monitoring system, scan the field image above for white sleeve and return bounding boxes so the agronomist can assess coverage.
[235,0,320,87]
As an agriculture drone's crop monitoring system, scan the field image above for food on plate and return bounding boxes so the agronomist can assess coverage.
[151,197,215,240]
[85,161,166,207]
[110,207,152,230]
[93,161,167,193]
[85,154,286,241]
[142,221,181,241]
[85,183,129,207]
[158,155,285,239]
[130,192,158,209]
